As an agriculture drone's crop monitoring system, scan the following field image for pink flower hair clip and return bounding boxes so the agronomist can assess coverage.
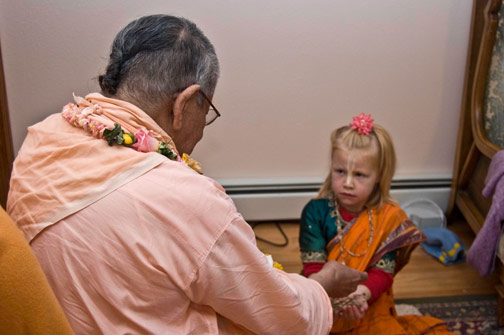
[349,113,374,135]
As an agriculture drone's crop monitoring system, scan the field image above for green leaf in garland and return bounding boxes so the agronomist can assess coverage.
[103,123,123,146]
[158,142,178,160]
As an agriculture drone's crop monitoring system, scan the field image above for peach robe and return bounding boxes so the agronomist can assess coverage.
[8,94,333,335]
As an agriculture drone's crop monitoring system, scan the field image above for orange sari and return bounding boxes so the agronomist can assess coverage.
[327,203,454,335]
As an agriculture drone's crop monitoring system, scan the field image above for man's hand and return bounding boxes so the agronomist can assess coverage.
[308,261,368,298]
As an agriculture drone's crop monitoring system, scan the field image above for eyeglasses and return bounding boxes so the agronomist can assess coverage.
[199,90,221,126]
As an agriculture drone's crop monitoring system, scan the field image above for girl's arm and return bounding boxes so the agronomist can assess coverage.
[362,250,396,303]
[303,261,325,277]
[299,200,329,276]
[337,250,397,322]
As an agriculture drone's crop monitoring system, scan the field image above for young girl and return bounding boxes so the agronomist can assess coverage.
[299,113,454,334]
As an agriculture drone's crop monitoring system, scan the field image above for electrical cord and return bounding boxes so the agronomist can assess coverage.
[251,222,289,247]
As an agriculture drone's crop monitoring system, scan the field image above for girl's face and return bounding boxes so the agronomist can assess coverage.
[331,148,379,213]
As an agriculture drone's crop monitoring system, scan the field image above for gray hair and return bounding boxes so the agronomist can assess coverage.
[98,14,220,114]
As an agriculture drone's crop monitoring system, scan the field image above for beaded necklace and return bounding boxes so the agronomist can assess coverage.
[331,200,374,264]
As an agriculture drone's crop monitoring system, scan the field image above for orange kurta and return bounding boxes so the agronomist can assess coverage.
[327,203,454,335]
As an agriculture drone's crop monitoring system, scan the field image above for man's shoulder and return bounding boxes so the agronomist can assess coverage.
[130,161,235,213]
[146,161,226,193]
[27,112,68,132]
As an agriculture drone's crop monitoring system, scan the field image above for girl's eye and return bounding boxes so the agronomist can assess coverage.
[335,169,345,175]
[355,172,366,178]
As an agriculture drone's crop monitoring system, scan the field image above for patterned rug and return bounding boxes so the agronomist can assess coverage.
[395,295,503,335]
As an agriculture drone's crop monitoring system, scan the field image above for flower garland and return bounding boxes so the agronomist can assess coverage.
[62,102,202,174]
[265,254,284,271]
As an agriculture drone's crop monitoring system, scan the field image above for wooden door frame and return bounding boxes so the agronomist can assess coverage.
[0,41,14,209]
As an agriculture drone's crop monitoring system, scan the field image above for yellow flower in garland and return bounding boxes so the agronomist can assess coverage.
[122,133,133,145]
[273,261,284,271]
[265,254,284,271]
[182,153,203,174]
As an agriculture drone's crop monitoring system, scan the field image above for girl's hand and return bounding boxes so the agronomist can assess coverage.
[339,295,368,320]
[333,285,370,320]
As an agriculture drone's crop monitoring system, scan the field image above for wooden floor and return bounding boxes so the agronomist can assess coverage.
[252,218,498,299]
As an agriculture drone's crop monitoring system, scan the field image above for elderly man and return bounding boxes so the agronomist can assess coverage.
[7,15,366,334]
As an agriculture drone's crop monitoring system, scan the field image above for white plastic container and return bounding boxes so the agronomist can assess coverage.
[400,198,447,230]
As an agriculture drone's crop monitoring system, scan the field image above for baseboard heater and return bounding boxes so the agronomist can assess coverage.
[220,177,452,222]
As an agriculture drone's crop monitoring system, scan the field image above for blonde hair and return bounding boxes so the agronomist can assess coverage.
[317,124,397,209]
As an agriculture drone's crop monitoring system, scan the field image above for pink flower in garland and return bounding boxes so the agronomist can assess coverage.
[349,113,374,135]
[92,124,105,138]
[132,129,160,152]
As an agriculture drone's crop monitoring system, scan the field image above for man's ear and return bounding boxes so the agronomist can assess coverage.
[172,84,201,131]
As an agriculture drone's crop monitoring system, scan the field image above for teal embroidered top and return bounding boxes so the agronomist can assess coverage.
[299,199,397,273]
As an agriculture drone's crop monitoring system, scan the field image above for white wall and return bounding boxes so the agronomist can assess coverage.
[0,0,472,187]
